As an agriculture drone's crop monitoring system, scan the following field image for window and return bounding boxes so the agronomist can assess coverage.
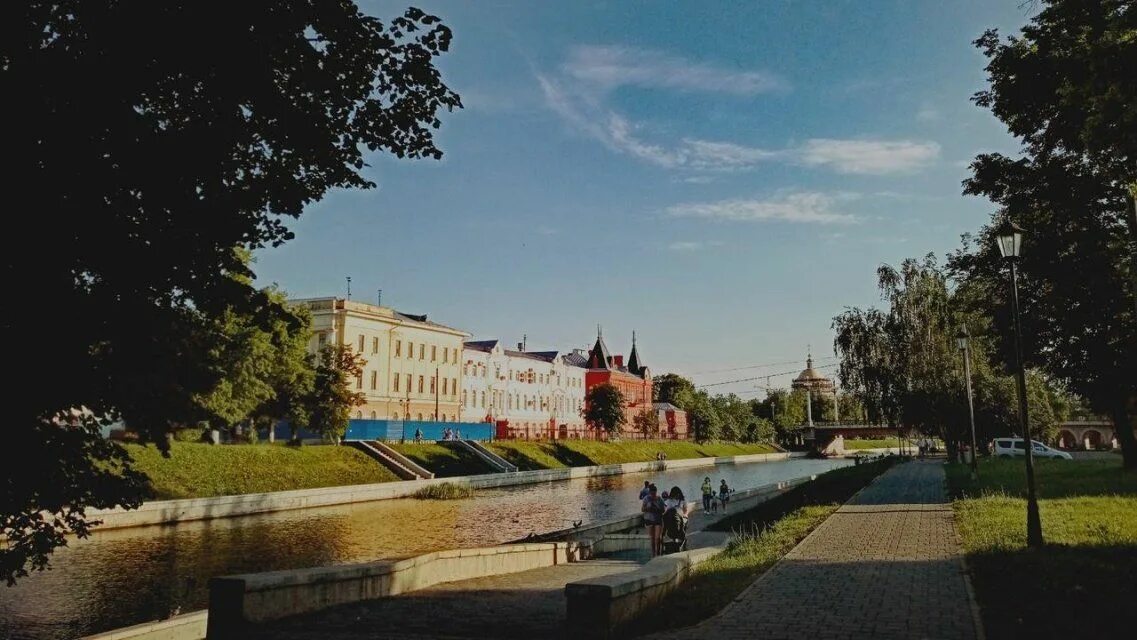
[417,413,423,421]
[420,343,425,360]
[356,411,363,419]
[480,391,485,408]
[356,374,363,389]
[452,378,457,396]
[430,377,436,394]
[370,411,377,419]
[372,337,379,354]
[431,345,437,361]
[393,375,400,392]
[442,347,448,363]
[462,390,467,406]
[318,333,327,348]
[1013,441,1026,450]
[418,376,424,393]
[441,378,447,395]
[405,373,411,392]
[396,340,402,357]
[508,394,513,410]
[394,412,400,420]
[358,335,365,352]
[370,371,377,390]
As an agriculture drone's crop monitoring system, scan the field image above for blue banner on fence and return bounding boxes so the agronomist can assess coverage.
[344,419,494,442]
[271,420,494,442]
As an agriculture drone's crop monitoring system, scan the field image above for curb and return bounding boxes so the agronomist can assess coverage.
[942,463,987,640]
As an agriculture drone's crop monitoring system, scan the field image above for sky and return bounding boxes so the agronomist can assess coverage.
[253,0,1037,399]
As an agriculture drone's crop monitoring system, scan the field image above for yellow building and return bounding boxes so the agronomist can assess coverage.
[291,298,470,422]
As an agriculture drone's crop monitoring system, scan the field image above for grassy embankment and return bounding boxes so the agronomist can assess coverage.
[487,440,778,471]
[388,442,491,477]
[947,458,1137,639]
[128,440,782,498]
[125,441,399,500]
[630,458,897,636]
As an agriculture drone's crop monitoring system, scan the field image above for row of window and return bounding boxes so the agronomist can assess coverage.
[459,389,582,414]
[356,411,458,422]
[462,363,582,388]
[351,334,461,365]
[356,372,460,397]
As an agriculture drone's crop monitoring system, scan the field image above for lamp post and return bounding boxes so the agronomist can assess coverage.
[996,221,1043,547]
[956,327,980,481]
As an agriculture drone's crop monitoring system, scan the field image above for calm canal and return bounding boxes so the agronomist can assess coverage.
[0,457,848,639]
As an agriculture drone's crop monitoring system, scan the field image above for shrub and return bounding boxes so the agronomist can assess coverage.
[412,482,474,500]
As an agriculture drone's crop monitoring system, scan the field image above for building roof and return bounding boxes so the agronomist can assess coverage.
[504,349,555,363]
[794,354,830,383]
[291,297,469,335]
[464,339,500,353]
[564,351,589,368]
[587,328,613,370]
[653,402,682,411]
[627,331,644,375]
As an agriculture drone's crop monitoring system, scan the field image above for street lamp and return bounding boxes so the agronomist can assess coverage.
[955,327,979,481]
[996,220,1043,547]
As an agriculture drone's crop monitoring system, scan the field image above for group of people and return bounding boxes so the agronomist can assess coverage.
[441,427,462,441]
[700,476,732,514]
[917,437,937,457]
[639,482,689,556]
[637,476,733,557]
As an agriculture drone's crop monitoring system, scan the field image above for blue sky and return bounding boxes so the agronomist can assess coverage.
[254,0,1035,398]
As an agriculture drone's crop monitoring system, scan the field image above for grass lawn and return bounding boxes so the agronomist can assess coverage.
[125,441,399,499]
[388,442,494,477]
[487,440,777,471]
[843,437,903,450]
[947,458,1137,639]
[630,459,897,636]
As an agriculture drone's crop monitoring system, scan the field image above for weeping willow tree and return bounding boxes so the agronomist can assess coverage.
[833,255,967,455]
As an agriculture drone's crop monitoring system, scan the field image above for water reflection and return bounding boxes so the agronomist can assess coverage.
[0,457,847,639]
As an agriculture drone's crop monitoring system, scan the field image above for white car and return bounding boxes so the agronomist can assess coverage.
[993,437,1073,460]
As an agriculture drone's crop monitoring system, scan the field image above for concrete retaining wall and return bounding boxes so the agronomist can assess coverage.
[89,452,796,530]
[566,540,728,637]
[206,541,591,638]
[80,610,207,640]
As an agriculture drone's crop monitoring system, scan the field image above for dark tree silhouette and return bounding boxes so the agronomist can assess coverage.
[0,1,461,583]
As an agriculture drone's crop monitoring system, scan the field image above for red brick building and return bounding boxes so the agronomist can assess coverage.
[582,329,653,437]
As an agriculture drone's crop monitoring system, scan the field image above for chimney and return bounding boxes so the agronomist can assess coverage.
[517,342,524,351]
[614,355,624,367]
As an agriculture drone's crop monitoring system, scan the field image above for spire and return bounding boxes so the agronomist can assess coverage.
[806,344,813,369]
[627,331,643,375]
[588,326,612,369]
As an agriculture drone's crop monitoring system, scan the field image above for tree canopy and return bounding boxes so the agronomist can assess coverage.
[954,0,1137,468]
[1,1,461,584]
[583,383,627,436]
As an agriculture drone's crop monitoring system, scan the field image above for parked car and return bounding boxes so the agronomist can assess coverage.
[992,437,1073,460]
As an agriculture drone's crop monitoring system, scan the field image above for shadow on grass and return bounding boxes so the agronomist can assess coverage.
[967,543,1135,639]
[550,443,597,468]
[947,457,1137,500]
[489,447,550,471]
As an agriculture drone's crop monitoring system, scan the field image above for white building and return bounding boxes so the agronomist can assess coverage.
[462,340,587,439]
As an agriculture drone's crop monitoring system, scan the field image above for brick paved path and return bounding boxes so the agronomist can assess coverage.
[651,460,981,640]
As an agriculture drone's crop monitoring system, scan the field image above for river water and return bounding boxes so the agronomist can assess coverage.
[0,457,848,639]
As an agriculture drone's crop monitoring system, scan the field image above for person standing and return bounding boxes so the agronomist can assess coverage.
[639,481,652,500]
[719,479,731,513]
[642,484,664,556]
[700,477,714,514]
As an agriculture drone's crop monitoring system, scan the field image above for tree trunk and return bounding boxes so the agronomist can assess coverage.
[1115,396,1137,471]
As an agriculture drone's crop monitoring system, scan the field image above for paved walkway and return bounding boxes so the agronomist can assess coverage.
[651,460,981,640]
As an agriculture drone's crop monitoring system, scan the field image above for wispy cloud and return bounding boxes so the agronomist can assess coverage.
[799,139,940,175]
[916,105,941,122]
[679,175,718,184]
[667,241,706,252]
[667,192,858,225]
[540,46,938,176]
[563,45,787,95]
